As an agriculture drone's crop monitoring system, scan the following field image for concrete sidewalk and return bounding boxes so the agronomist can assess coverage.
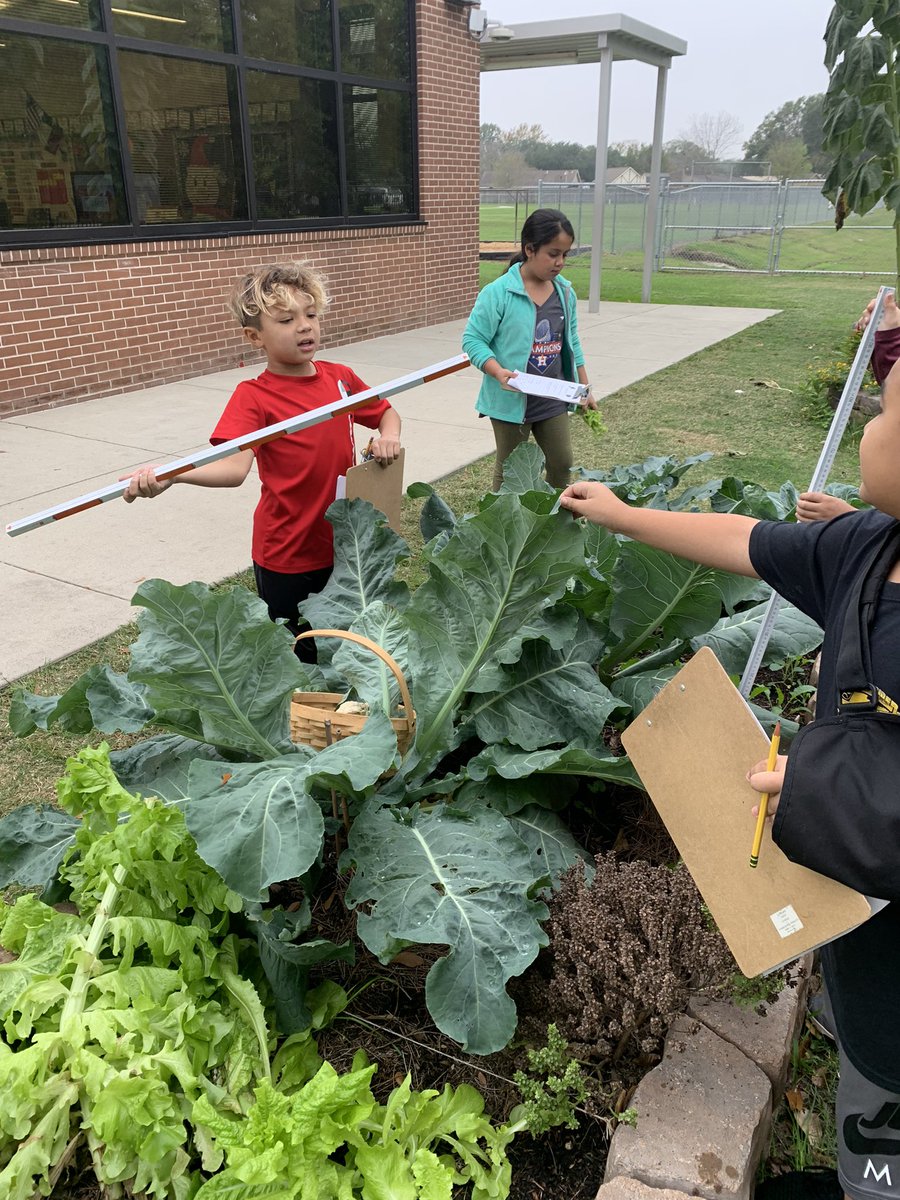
[1,299,778,685]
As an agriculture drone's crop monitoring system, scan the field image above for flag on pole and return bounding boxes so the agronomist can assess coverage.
[24,92,48,136]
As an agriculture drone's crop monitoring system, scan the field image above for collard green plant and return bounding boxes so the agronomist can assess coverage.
[3,455,828,1054]
[820,0,900,280]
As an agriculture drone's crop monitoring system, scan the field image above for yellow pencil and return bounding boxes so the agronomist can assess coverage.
[749,721,781,868]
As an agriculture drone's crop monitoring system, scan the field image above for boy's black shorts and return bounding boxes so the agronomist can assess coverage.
[253,562,332,662]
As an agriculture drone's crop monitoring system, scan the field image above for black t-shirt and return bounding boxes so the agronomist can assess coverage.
[750,507,900,1090]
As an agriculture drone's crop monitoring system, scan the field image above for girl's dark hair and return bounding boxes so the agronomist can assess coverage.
[506,208,575,271]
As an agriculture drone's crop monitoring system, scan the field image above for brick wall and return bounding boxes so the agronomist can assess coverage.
[0,0,480,418]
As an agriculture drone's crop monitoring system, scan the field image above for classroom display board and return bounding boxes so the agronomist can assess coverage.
[621,647,874,977]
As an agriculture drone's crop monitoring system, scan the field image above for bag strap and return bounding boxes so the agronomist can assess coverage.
[834,521,900,704]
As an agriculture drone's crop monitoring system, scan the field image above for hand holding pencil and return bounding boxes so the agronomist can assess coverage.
[748,722,785,867]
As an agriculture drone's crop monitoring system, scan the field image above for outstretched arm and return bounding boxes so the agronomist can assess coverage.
[123,449,255,501]
[559,481,759,577]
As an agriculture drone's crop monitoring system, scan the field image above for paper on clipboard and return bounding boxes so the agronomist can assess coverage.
[620,647,876,977]
[506,374,589,406]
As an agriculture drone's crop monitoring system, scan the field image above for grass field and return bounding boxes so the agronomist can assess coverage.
[481,200,896,275]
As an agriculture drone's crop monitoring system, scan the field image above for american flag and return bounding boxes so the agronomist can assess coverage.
[24,92,51,137]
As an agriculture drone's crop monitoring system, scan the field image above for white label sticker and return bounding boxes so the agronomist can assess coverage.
[770,905,803,938]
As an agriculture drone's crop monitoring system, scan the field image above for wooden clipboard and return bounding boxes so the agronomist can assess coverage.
[621,647,874,978]
[344,449,405,534]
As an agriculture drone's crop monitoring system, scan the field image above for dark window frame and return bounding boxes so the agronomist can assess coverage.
[0,0,420,249]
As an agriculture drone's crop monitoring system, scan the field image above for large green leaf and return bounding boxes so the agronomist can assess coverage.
[331,602,410,716]
[405,494,584,771]
[465,616,622,750]
[109,734,227,803]
[497,442,554,495]
[130,579,303,759]
[451,784,590,889]
[602,542,724,670]
[466,743,641,788]
[244,905,354,1035]
[610,664,681,715]
[185,756,326,901]
[0,806,81,888]
[9,666,152,738]
[299,499,410,633]
[346,803,549,1053]
[690,599,823,676]
[184,712,397,900]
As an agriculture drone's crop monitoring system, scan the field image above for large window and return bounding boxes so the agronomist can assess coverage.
[0,0,416,242]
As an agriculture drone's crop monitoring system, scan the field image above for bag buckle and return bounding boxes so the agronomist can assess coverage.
[839,686,879,713]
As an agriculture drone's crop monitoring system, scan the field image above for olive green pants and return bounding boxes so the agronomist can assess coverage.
[490,413,573,491]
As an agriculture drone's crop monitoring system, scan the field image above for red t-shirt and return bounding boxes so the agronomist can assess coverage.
[210,362,390,573]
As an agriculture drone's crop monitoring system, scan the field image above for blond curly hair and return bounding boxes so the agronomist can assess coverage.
[229,261,330,328]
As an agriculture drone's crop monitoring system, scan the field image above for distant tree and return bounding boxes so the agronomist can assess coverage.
[480,123,503,182]
[500,123,546,146]
[490,150,532,189]
[769,136,814,179]
[743,95,827,173]
[527,141,597,181]
[609,141,653,175]
[820,0,900,282]
[681,111,743,161]
[661,139,708,180]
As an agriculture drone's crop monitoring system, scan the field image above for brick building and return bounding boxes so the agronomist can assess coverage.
[0,0,479,418]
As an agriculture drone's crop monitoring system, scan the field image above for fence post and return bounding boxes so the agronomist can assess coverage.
[537,179,543,209]
[769,180,787,274]
[655,177,668,271]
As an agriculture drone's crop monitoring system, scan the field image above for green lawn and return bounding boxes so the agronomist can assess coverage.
[481,200,896,274]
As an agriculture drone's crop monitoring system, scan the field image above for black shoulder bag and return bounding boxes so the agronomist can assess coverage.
[772,521,900,901]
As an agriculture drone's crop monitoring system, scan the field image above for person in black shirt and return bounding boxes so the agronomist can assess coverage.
[560,299,900,1200]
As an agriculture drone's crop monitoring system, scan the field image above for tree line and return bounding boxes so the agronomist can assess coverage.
[480,96,828,188]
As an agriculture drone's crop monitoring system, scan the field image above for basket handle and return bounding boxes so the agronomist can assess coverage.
[296,629,414,730]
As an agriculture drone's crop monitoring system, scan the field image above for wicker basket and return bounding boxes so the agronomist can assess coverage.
[290,628,416,755]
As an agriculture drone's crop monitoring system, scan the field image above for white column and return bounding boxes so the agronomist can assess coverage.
[589,43,613,312]
[641,62,669,304]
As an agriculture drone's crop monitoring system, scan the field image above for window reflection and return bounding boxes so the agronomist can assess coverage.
[340,0,409,81]
[0,0,99,31]
[344,86,412,216]
[0,1,416,236]
[0,34,125,230]
[112,0,233,54]
[120,51,247,224]
[247,72,340,219]
[241,0,332,71]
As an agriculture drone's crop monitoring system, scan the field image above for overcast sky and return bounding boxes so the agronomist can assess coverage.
[479,0,833,155]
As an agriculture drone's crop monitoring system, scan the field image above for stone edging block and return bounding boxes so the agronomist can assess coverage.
[597,962,813,1200]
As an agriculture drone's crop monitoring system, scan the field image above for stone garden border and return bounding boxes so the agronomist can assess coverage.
[595,957,812,1200]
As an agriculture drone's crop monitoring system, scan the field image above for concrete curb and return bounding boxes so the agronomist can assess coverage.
[596,957,812,1200]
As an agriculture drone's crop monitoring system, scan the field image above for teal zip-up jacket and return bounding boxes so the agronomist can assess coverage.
[462,262,586,423]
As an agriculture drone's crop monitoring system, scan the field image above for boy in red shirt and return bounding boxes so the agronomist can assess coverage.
[124,262,401,658]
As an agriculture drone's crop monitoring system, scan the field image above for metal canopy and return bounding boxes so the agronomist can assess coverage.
[479,14,687,306]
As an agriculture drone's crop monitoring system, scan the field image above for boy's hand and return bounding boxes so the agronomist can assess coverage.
[796,491,855,523]
[747,752,788,818]
[559,481,624,526]
[856,291,900,333]
[122,466,172,502]
[369,435,401,465]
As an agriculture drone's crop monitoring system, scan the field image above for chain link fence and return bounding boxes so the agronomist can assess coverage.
[480,180,896,276]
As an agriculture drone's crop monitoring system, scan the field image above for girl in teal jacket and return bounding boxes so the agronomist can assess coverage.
[462,208,595,490]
